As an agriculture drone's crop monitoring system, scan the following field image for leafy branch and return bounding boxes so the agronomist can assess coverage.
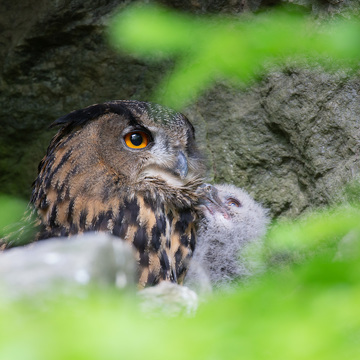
[109,4,360,109]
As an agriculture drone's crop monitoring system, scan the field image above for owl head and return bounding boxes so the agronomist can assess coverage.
[51,101,203,188]
[197,183,269,236]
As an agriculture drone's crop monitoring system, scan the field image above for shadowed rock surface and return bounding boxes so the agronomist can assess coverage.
[186,69,360,217]
[1,0,360,218]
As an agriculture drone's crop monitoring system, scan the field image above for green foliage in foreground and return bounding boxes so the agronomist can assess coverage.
[109,4,360,109]
[1,264,359,360]
[1,202,360,359]
[0,195,27,238]
[2,6,360,357]
[0,195,36,247]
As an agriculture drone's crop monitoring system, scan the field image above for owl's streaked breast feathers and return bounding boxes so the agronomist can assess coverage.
[30,100,205,287]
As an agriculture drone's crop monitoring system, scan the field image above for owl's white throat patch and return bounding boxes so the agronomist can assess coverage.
[142,167,186,187]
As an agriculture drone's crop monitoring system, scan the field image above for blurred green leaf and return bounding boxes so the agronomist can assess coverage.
[109,4,360,109]
[1,201,360,359]
[0,195,36,247]
[267,205,360,251]
[1,198,360,360]
[264,205,360,268]
[0,195,28,237]
[1,252,360,360]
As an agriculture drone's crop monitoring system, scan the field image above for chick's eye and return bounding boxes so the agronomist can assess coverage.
[124,131,150,149]
[226,198,241,207]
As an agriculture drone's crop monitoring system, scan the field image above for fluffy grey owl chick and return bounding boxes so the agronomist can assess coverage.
[185,183,269,292]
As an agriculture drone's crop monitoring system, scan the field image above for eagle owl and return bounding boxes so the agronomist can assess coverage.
[30,100,205,287]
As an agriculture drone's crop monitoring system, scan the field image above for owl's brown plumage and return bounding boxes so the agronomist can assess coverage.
[30,100,205,287]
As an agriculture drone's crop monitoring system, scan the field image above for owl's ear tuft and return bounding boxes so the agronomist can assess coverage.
[50,101,139,130]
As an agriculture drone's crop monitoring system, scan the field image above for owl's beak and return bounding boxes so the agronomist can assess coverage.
[174,151,188,179]
[197,183,230,219]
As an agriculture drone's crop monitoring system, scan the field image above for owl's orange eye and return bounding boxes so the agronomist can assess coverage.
[124,131,150,149]
[226,198,241,207]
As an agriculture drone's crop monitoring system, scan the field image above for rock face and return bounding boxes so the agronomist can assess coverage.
[1,0,360,217]
[186,69,360,217]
